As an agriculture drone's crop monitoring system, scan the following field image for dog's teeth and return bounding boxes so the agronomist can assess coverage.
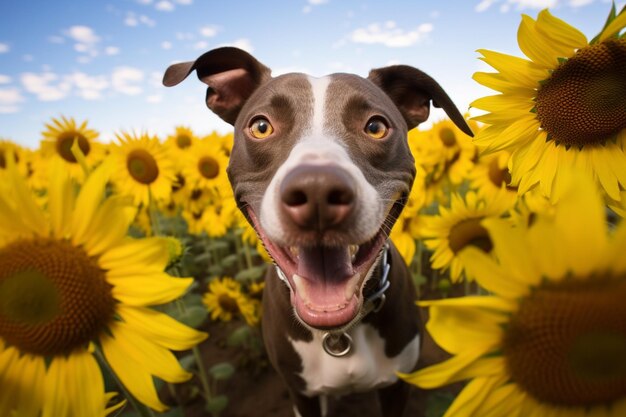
[344,273,361,301]
[349,245,359,262]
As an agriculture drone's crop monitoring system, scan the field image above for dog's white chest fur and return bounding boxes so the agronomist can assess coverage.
[289,323,420,397]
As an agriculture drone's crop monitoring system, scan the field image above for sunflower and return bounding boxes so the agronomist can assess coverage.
[40,116,104,181]
[422,190,513,282]
[401,173,626,417]
[165,126,197,153]
[202,277,259,325]
[182,137,230,193]
[110,131,176,207]
[0,158,207,415]
[203,131,234,157]
[472,7,626,202]
[469,150,518,207]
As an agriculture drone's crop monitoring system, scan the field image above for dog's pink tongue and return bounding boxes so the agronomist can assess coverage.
[292,246,359,329]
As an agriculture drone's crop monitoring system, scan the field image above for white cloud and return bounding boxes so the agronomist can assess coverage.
[476,0,498,12]
[139,15,156,26]
[0,75,12,84]
[508,0,557,8]
[105,46,120,56]
[174,0,193,4]
[126,12,156,27]
[193,40,209,50]
[303,0,328,13]
[155,0,175,11]
[349,21,433,47]
[176,32,195,41]
[111,67,144,95]
[66,25,100,45]
[161,41,173,50]
[0,43,9,54]
[67,72,109,100]
[200,25,220,37]
[0,88,24,113]
[21,72,71,101]
[569,0,594,6]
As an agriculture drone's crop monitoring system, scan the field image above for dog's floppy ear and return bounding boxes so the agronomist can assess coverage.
[163,47,271,125]
[368,65,473,136]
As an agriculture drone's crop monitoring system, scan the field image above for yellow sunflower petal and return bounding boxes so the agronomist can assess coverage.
[518,14,567,68]
[81,196,134,256]
[480,383,526,417]
[99,237,169,275]
[459,247,529,298]
[0,349,44,417]
[423,300,505,355]
[117,304,208,350]
[108,322,192,383]
[108,273,193,306]
[48,160,75,239]
[443,375,506,417]
[476,49,547,87]
[101,332,168,412]
[71,161,112,245]
[400,351,504,389]
[481,218,540,285]
[535,9,587,51]
[41,357,70,417]
[599,9,626,42]
[66,350,106,417]
[551,171,608,276]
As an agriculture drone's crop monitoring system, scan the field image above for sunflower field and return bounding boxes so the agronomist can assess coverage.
[0,4,625,417]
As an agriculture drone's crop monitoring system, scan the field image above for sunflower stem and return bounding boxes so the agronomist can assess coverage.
[241,238,254,270]
[94,347,157,417]
[176,299,214,402]
[231,230,246,272]
[147,189,162,237]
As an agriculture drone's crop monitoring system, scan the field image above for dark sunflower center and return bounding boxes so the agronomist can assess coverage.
[56,132,91,163]
[176,134,192,149]
[127,149,159,184]
[503,276,626,407]
[171,173,186,193]
[0,238,114,356]
[487,158,512,188]
[439,127,457,147]
[217,293,239,314]
[198,156,220,180]
[536,39,626,148]
[448,218,493,254]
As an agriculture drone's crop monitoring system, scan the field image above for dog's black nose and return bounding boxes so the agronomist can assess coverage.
[280,165,356,231]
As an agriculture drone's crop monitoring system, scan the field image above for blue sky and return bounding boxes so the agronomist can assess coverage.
[0,0,622,148]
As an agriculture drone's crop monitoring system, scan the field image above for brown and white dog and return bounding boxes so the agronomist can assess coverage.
[163,47,472,417]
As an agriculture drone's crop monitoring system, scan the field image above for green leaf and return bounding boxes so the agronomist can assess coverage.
[590,1,617,44]
[209,362,235,381]
[412,273,428,288]
[178,353,197,371]
[234,265,266,282]
[207,265,224,276]
[227,325,252,347]
[425,391,456,417]
[220,254,239,268]
[205,240,230,251]
[171,305,208,328]
[205,395,229,416]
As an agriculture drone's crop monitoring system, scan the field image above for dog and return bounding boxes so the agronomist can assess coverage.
[163,47,472,417]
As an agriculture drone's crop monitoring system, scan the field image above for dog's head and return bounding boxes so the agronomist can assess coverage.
[164,47,472,330]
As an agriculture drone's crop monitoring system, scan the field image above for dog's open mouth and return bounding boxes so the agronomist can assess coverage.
[246,199,404,330]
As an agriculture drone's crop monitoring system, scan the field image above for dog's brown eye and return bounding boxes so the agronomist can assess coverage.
[249,117,274,140]
[364,117,389,140]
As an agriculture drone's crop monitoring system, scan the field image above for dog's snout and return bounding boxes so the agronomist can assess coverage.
[280,165,355,231]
